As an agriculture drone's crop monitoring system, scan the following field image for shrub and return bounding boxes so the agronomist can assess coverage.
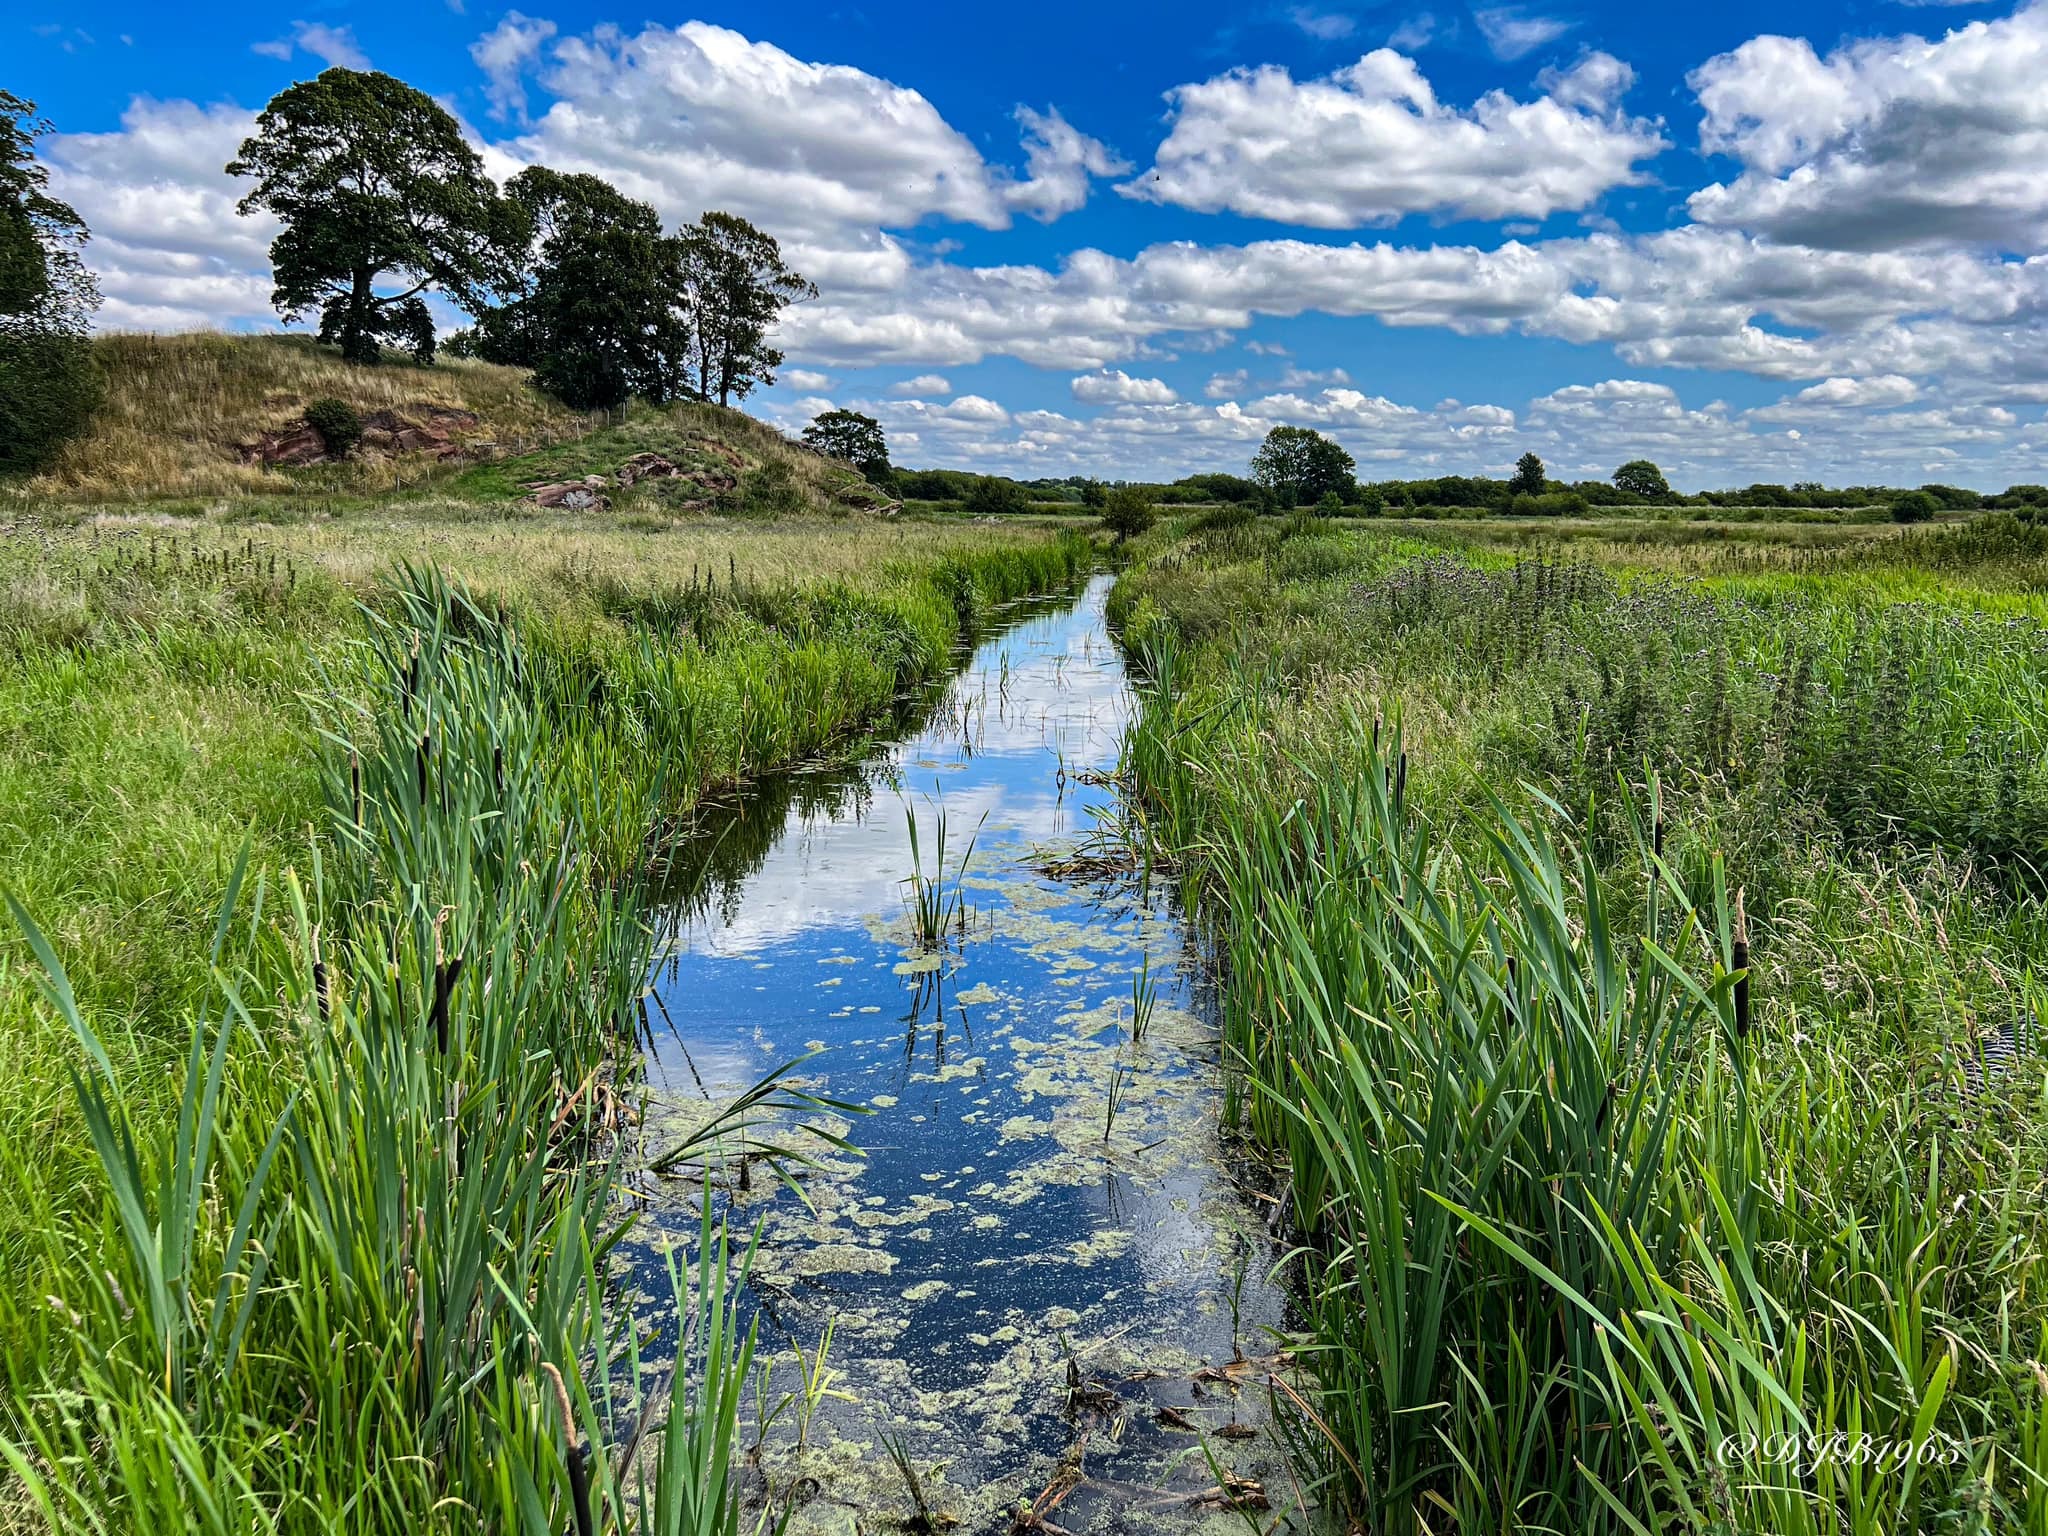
[1509,490,1588,517]
[1100,484,1156,543]
[1890,489,1939,524]
[304,396,363,457]
[964,476,1028,517]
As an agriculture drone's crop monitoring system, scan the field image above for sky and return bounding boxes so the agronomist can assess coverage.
[17,0,2048,489]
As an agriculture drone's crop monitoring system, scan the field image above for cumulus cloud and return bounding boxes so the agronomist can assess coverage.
[1688,7,2048,251]
[1205,368,1250,398]
[504,22,1115,243]
[472,12,558,121]
[890,374,952,396]
[1121,49,1664,227]
[45,98,276,331]
[1072,369,1179,404]
[781,368,837,390]
[1788,375,1923,408]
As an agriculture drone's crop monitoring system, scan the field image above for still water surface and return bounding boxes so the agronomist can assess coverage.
[625,576,1288,1533]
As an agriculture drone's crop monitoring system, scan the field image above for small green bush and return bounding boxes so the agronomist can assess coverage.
[1890,489,1939,524]
[0,330,100,475]
[304,397,363,457]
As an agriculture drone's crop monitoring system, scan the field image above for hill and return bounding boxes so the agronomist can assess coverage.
[10,331,894,517]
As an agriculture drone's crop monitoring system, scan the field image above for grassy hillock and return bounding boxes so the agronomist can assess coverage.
[18,332,599,500]
[12,331,898,520]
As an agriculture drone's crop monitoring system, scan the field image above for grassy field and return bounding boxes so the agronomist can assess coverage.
[1109,509,2048,1534]
[0,370,1091,1530]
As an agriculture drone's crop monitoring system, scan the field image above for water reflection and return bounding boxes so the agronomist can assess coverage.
[626,577,1289,1532]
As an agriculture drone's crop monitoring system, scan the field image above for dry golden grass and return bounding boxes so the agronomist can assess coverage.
[19,332,599,501]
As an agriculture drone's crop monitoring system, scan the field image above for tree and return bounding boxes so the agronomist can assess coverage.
[0,91,100,475]
[964,476,1028,516]
[1080,479,1107,509]
[1890,489,1939,524]
[1099,484,1155,544]
[1509,452,1546,496]
[1250,425,1355,507]
[676,212,815,406]
[803,409,890,484]
[471,166,688,409]
[1612,459,1669,500]
[227,69,520,364]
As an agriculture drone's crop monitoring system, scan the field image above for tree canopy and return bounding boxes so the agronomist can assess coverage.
[802,409,890,484]
[228,69,519,364]
[677,212,815,407]
[1099,484,1156,543]
[1250,425,1355,506]
[0,91,100,475]
[1509,452,1547,496]
[1612,459,1670,500]
[464,167,688,409]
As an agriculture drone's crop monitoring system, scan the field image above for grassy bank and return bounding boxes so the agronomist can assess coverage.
[1111,513,2048,1534]
[0,502,1088,1531]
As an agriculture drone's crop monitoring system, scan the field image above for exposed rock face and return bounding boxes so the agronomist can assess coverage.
[526,475,612,511]
[237,404,482,467]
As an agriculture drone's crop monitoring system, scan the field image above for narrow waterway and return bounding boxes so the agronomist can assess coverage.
[623,575,1288,1533]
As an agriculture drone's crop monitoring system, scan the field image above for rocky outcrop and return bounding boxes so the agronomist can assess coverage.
[238,404,482,467]
[526,475,612,511]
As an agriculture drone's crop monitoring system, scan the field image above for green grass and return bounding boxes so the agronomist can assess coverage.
[1112,512,2048,1534]
[0,506,1088,1532]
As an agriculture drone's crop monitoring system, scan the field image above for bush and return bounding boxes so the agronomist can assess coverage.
[1100,484,1156,543]
[0,330,100,474]
[964,476,1028,517]
[1508,490,1588,517]
[304,396,363,457]
[1890,489,1940,524]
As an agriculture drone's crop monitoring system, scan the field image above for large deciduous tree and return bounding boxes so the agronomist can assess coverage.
[1250,425,1355,507]
[676,212,815,407]
[227,69,519,365]
[1612,459,1670,500]
[470,167,688,410]
[0,90,101,475]
[1509,451,1547,496]
[802,409,890,484]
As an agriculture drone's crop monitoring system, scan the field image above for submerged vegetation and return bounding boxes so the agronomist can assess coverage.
[0,493,1086,1529]
[1112,513,2048,1532]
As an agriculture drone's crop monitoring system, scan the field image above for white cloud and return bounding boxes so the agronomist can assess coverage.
[890,374,952,396]
[1205,368,1250,398]
[472,12,558,122]
[1121,49,1664,227]
[506,21,1114,243]
[1789,375,1923,408]
[1688,7,2048,251]
[253,21,369,69]
[780,368,837,391]
[1388,14,1438,51]
[1474,7,1571,61]
[1291,7,1357,40]
[1071,369,1180,404]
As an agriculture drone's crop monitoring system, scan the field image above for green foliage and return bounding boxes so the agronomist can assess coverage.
[1508,449,1546,495]
[1612,458,1670,499]
[802,408,890,484]
[303,396,363,456]
[471,167,690,409]
[675,212,815,407]
[1250,424,1355,507]
[0,92,100,475]
[1508,489,1588,516]
[1117,525,2048,1533]
[964,475,1029,516]
[227,69,521,364]
[1099,483,1156,543]
[1891,488,1940,523]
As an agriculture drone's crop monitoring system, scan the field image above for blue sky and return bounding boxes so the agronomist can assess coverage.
[19,0,2048,487]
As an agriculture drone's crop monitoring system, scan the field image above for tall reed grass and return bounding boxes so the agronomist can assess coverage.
[1118,521,2048,1534]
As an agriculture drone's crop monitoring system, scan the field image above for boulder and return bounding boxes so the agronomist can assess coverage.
[616,452,681,486]
[238,403,483,467]
[528,481,611,511]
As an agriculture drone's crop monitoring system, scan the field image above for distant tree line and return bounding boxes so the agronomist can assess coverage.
[226,68,813,410]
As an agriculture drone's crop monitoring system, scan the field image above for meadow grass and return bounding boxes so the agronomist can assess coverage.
[1112,512,2048,1534]
[0,499,1087,1532]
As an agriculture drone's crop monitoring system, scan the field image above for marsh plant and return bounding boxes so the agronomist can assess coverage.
[900,797,985,953]
[1116,523,2048,1534]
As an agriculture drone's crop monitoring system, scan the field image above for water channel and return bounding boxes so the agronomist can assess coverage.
[621,575,1291,1533]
